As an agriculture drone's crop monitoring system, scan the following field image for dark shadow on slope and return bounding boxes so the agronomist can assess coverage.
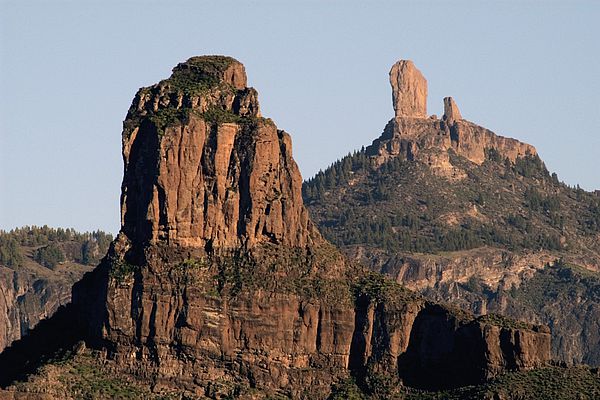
[0,303,81,387]
[0,261,109,388]
[397,304,487,390]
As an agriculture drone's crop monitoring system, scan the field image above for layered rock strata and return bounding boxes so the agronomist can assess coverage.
[304,59,600,367]
[120,57,317,253]
[348,246,600,366]
[97,56,550,395]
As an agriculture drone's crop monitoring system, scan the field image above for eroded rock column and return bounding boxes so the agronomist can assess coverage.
[389,60,428,118]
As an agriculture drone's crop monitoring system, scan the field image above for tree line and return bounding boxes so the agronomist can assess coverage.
[0,226,113,269]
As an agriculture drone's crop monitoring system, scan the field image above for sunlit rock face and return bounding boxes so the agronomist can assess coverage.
[390,60,428,118]
[66,56,551,398]
[369,60,535,176]
[119,56,320,254]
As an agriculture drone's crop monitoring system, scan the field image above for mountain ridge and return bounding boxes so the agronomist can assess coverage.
[304,59,600,366]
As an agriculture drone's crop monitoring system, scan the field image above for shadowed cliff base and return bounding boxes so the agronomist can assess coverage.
[0,226,112,354]
[0,304,81,387]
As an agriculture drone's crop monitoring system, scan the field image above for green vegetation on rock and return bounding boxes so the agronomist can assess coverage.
[0,235,21,267]
[34,243,65,269]
[200,106,244,125]
[167,55,238,95]
[475,313,534,330]
[303,134,600,366]
[328,365,600,400]
[108,258,140,283]
[506,259,600,364]
[8,348,180,399]
[354,271,420,304]
[150,107,191,134]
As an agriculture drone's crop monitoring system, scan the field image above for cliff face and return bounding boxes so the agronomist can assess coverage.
[91,250,549,397]
[0,266,71,352]
[72,56,549,396]
[119,56,318,253]
[0,229,111,353]
[304,59,600,367]
[349,247,599,364]
[367,117,535,167]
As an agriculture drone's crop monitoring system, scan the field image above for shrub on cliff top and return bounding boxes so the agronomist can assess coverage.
[168,55,237,94]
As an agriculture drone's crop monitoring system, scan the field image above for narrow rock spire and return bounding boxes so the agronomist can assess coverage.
[389,60,428,118]
[443,97,462,123]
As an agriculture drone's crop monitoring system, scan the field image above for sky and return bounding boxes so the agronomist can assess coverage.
[1,1,599,235]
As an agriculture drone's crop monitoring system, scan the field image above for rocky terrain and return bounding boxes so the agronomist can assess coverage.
[0,56,557,399]
[0,227,111,352]
[304,60,600,366]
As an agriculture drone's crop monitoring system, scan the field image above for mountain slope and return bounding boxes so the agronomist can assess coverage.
[304,59,600,365]
[0,226,112,352]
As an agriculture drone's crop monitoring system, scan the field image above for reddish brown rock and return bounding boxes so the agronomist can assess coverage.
[119,56,319,254]
[80,56,549,396]
[0,56,551,398]
[443,96,462,123]
[390,60,428,118]
[367,60,536,169]
[373,61,535,169]
[398,306,551,389]
[367,116,536,168]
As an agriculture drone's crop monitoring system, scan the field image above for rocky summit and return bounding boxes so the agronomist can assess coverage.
[370,60,535,176]
[120,56,318,252]
[0,56,557,399]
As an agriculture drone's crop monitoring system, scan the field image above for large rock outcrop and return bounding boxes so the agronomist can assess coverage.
[0,56,552,398]
[120,56,318,253]
[356,247,600,366]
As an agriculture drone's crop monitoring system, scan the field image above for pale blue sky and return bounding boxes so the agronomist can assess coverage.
[1,1,599,234]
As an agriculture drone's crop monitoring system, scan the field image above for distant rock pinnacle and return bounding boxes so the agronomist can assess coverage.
[370,59,536,168]
[443,96,462,123]
[389,60,428,118]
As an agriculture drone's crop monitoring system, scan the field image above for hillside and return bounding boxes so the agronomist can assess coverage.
[304,59,600,365]
[0,226,112,352]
